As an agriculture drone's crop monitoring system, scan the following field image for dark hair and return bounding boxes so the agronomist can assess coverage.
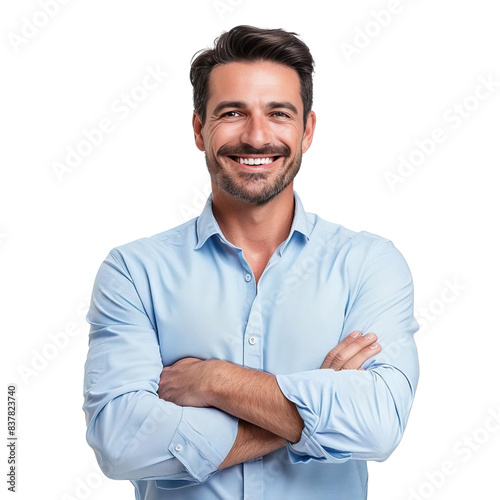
[190,25,314,127]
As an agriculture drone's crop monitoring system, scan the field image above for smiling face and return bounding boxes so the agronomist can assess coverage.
[192,60,316,205]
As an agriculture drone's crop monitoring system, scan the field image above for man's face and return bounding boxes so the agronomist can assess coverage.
[193,60,316,205]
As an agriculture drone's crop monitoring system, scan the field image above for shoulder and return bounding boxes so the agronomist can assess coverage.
[309,213,411,276]
[310,213,393,254]
[107,217,198,267]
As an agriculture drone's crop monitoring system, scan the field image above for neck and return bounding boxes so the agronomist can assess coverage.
[211,184,295,257]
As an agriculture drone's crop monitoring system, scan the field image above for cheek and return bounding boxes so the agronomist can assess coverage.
[209,125,242,150]
[271,123,302,144]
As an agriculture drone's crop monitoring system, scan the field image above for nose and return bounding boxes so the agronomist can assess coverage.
[239,113,272,148]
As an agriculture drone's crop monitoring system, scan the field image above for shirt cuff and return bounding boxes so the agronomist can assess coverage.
[165,406,238,484]
[276,371,351,464]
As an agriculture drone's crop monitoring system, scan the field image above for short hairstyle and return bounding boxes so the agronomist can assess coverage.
[190,25,315,127]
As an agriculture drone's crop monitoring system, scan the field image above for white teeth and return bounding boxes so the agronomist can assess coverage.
[237,157,274,165]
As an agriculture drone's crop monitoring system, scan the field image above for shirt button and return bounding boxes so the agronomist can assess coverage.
[245,273,252,282]
[248,336,256,345]
[174,444,182,452]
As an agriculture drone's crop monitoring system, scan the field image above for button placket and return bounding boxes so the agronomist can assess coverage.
[239,262,264,499]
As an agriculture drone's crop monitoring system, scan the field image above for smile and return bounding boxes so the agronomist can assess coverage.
[228,156,281,166]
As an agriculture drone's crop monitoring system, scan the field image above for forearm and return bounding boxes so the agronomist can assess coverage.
[276,364,417,462]
[218,419,285,470]
[208,360,304,443]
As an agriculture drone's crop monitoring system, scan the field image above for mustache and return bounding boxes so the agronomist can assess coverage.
[217,144,291,157]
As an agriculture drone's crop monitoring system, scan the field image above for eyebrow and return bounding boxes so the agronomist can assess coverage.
[267,101,299,115]
[212,101,246,116]
[212,100,299,117]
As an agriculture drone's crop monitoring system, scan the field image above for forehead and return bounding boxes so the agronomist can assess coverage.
[207,60,302,109]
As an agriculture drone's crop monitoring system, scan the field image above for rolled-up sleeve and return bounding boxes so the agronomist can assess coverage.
[276,239,419,464]
[83,250,238,487]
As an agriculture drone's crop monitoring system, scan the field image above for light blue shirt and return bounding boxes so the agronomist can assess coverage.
[83,190,419,500]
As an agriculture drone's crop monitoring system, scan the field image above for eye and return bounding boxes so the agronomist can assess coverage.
[220,111,242,118]
[271,111,291,118]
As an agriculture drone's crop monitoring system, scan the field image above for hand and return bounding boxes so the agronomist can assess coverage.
[320,331,381,371]
[158,357,214,407]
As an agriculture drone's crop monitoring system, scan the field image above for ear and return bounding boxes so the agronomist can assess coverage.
[301,111,316,154]
[192,112,205,152]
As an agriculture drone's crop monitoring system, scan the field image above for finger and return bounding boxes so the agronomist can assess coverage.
[171,357,199,366]
[342,343,381,370]
[158,367,169,385]
[325,333,378,371]
[320,331,362,368]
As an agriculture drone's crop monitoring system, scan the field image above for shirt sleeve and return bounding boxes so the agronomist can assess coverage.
[82,250,239,487]
[276,238,419,464]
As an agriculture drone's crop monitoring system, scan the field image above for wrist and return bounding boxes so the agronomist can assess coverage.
[203,359,227,407]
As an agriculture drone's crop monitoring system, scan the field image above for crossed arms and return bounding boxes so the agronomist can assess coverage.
[158,331,382,470]
[83,239,419,486]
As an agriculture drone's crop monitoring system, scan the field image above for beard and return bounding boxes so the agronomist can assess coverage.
[205,144,302,205]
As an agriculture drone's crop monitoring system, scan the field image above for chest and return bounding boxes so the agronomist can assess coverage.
[149,248,349,375]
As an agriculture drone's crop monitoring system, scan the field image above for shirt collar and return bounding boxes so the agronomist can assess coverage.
[194,189,312,250]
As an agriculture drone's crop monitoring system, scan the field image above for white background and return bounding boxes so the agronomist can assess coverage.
[1,1,499,499]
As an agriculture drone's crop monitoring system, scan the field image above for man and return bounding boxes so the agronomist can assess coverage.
[83,25,419,500]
